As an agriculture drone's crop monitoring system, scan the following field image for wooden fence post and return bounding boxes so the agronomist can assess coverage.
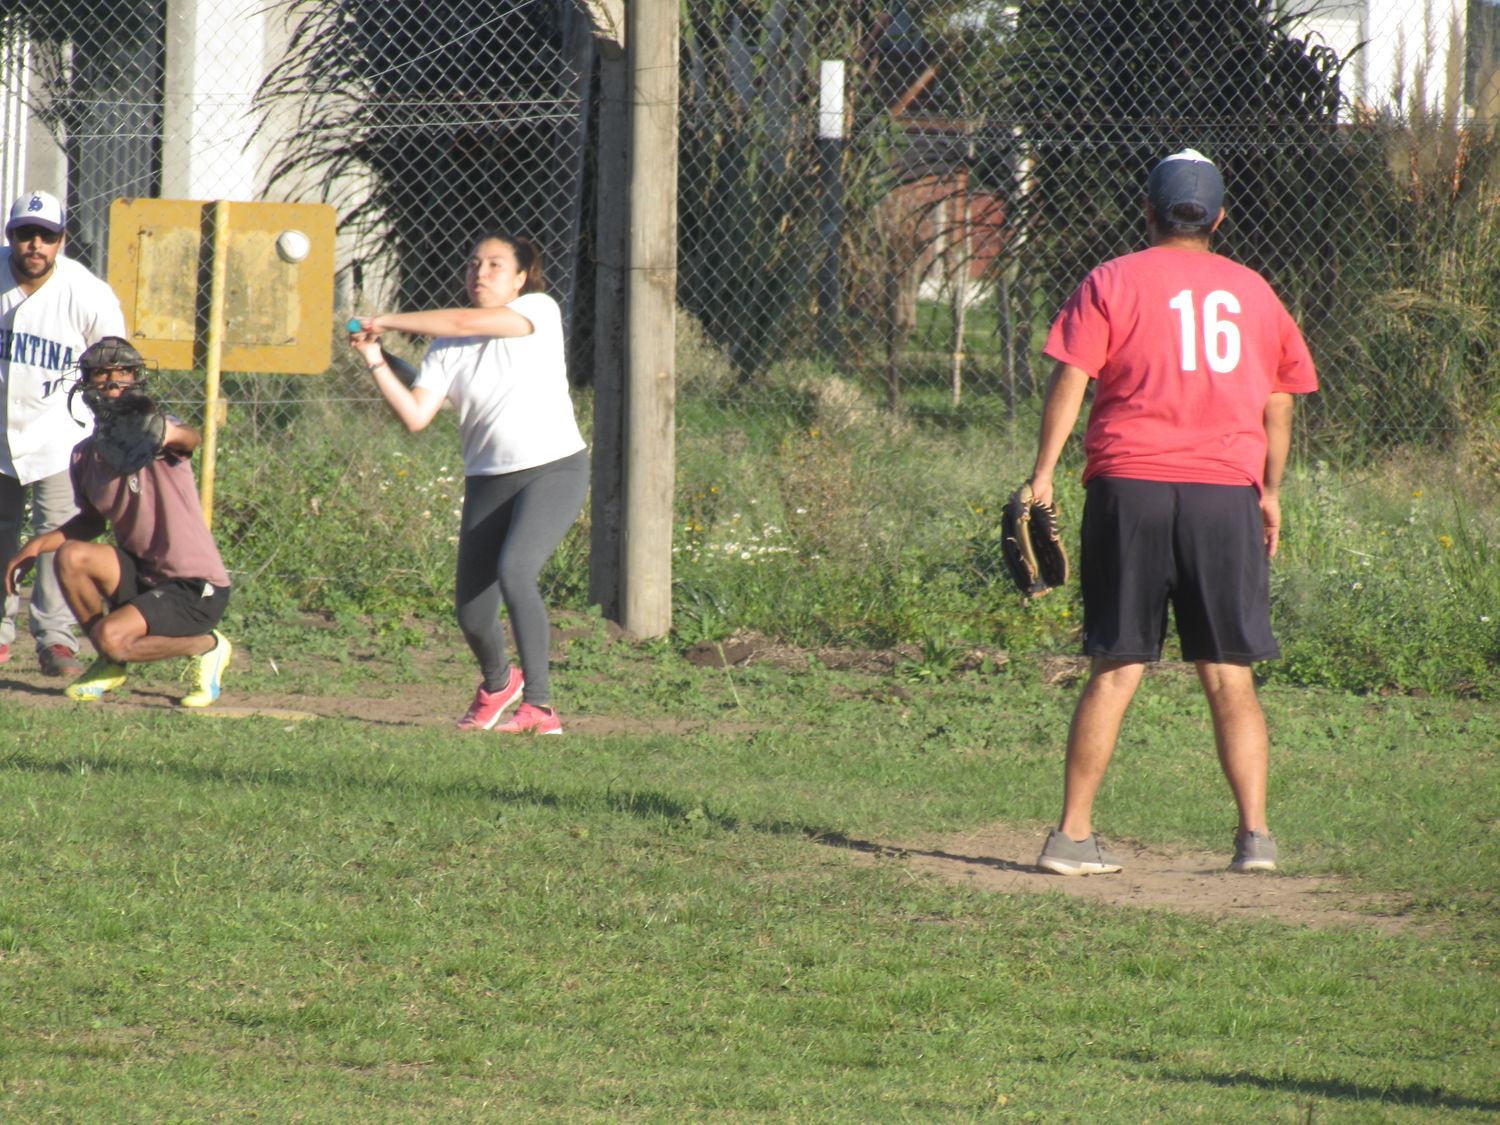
[620,0,678,638]
[585,0,627,622]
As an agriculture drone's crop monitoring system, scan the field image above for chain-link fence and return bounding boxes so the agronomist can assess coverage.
[1,0,1496,639]
[1,0,597,620]
[678,1,1500,448]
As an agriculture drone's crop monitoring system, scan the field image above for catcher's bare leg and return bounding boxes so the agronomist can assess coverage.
[53,540,120,639]
[1057,657,1145,839]
[90,605,215,663]
[1195,661,1269,834]
[54,541,213,663]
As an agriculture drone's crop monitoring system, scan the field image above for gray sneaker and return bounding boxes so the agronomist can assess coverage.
[1037,828,1123,876]
[1230,829,1278,873]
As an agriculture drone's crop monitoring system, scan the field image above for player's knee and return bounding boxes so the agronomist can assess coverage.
[52,539,89,584]
[1195,660,1257,698]
[93,633,129,664]
[54,540,108,590]
[92,617,138,663]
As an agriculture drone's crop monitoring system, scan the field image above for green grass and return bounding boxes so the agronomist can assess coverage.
[136,311,1498,706]
[2,644,1496,1121]
[668,367,1499,697]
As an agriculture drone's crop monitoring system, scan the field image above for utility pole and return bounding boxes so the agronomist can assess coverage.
[622,0,678,638]
[582,0,678,639]
[588,0,678,638]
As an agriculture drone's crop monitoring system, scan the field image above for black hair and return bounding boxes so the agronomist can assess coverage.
[1164,202,1212,228]
[1147,202,1217,240]
[474,232,544,294]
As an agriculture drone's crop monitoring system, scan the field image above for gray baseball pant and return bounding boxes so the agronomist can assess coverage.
[455,449,588,707]
[0,469,81,653]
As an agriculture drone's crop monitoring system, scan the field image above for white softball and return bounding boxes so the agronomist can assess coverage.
[276,229,311,264]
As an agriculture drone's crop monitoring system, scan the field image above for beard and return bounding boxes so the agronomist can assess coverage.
[10,250,55,283]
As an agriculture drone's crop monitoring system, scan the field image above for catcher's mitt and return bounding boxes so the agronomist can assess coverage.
[94,390,168,474]
[1001,482,1069,598]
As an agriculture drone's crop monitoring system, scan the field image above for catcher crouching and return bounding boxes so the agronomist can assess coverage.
[3,337,232,706]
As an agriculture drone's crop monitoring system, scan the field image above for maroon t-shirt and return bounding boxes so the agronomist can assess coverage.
[70,438,231,588]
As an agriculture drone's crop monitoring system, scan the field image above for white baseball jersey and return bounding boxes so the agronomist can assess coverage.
[415,292,586,476]
[0,251,127,484]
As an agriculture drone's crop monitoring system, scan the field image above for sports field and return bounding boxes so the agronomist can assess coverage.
[2,614,1495,1121]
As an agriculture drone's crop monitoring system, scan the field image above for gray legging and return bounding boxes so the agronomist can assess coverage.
[455,449,588,707]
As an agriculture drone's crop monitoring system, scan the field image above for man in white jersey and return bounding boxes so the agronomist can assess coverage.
[0,190,127,676]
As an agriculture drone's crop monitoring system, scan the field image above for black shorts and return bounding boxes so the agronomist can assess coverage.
[110,549,231,638]
[1079,477,1278,664]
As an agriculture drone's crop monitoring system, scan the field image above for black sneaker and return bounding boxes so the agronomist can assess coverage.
[1037,828,1123,876]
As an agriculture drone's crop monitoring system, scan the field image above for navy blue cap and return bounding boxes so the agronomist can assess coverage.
[1146,149,1224,229]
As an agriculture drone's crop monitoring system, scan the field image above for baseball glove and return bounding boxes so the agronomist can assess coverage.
[94,390,168,474]
[1001,482,1069,598]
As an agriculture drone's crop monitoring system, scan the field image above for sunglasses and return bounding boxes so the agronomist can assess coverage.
[9,224,62,244]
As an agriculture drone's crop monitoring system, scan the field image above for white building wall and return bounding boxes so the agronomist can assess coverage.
[162,0,267,200]
[1290,0,1473,114]
[0,25,65,210]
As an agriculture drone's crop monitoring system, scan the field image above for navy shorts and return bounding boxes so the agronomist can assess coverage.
[109,548,230,638]
[1079,478,1278,664]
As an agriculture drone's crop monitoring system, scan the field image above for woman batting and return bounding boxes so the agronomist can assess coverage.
[349,234,588,733]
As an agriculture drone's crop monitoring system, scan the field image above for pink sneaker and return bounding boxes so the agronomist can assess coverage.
[0,643,9,665]
[495,702,563,735]
[455,666,524,731]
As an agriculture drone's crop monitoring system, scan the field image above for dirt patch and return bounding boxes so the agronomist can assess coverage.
[684,628,1026,676]
[684,629,1137,689]
[832,825,1431,934]
[0,666,736,736]
[0,622,756,738]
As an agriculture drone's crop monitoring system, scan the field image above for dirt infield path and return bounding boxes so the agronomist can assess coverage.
[831,826,1428,934]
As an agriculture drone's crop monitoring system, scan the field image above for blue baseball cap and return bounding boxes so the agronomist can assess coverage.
[1146,149,1224,229]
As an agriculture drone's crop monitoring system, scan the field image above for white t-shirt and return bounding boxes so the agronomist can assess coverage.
[0,252,127,483]
[415,291,586,476]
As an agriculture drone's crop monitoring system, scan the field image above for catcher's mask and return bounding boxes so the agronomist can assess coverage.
[70,336,149,423]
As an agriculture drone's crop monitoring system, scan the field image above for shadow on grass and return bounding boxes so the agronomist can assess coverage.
[807,828,1037,874]
[0,747,940,861]
[0,748,791,832]
[1159,1069,1500,1113]
[0,676,71,699]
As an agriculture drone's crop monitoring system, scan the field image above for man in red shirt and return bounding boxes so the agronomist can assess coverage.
[3,337,232,707]
[1027,149,1318,876]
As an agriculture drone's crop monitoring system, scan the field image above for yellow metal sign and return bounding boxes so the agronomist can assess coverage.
[107,198,336,375]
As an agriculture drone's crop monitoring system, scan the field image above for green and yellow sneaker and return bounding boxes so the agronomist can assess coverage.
[65,657,128,702]
[180,631,231,708]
